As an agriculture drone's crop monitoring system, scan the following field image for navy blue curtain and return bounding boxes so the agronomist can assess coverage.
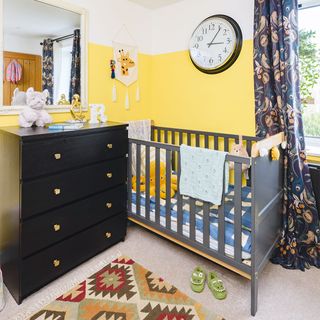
[42,39,54,104]
[69,29,81,102]
[254,0,320,270]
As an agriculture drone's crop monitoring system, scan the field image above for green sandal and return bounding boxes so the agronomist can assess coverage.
[190,267,206,293]
[208,272,227,300]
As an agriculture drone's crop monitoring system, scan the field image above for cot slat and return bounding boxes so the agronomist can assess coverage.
[214,135,219,150]
[128,142,132,213]
[205,135,209,149]
[179,132,183,145]
[234,162,243,262]
[203,202,210,248]
[196,134,200,147]
[136,144,141,215]
[190,198,196,241]
[224,138,229,152]
[172,131,176,169]
[151,127,155,141]
[164,129,168,143]
[155,148,161,224]
[177,153,183,235]
[172,130,176,145]
[166,150,171,230]
[247,140,252,156]
[187,133,191,146]
[145,145,151,220]
[218,169,226,255]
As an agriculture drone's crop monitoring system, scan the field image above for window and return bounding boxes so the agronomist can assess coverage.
[299,1,320,155]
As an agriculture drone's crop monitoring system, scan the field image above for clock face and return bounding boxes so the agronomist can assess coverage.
[189,15,242,74]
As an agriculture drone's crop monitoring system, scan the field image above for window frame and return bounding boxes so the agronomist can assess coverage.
[299,0,320,156]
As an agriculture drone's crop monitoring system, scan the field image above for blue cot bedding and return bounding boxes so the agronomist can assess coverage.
[131,185,252,258]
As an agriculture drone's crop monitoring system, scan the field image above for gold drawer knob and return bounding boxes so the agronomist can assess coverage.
[54,188,61,196]
[53,224,61,232]
[106,173,113,179]
[54,153,61,160]
[105,232,112,238]
[106,202,112,209]
[107,144,113,149]
[53,259,60,268]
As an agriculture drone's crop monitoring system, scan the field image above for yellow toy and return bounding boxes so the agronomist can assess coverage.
[271,146,280,160]
[132,161,178,199]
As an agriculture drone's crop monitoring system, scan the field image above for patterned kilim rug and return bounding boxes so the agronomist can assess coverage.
[29,256,224,320]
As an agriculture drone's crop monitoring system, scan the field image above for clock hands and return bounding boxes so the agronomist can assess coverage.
[207,26,221,48]
[206,42,224,45]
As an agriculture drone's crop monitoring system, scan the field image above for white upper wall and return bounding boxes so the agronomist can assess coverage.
[150,0,254,55]
[66,0,153,54]
[5,0,252,56]
[4,34,43,55]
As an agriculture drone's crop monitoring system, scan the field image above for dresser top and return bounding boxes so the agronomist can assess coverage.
[0,121,127,140]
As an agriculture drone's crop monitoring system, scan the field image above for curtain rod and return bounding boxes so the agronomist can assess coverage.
[40,33,74,46]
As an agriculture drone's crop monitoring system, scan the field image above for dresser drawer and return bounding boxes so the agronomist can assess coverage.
[21,185,126,257]
[21,213,127,298]
[22,158,127,219]
[22,129,128,179]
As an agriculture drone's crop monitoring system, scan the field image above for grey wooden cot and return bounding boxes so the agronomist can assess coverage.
[127,125,284,316]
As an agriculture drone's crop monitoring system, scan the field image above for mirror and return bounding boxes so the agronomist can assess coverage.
[0,0,87,113]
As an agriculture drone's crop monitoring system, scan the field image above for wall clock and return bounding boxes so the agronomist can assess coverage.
[189,15,243,74]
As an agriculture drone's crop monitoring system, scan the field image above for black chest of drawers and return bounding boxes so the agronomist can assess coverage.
[0,122,128,304]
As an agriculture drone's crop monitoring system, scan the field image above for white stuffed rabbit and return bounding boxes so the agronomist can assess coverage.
[19,88,52,128]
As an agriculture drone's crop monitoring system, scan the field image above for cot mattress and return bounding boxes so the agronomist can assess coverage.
[131,185,252,260]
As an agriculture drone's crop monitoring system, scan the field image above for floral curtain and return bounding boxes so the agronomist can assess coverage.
[42,39,54,105]
[254,0,320,270]
[69,29,81,102]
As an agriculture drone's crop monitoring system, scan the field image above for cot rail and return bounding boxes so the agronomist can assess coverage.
[128,138,252,275]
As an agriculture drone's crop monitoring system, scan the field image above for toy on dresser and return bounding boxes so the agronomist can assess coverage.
[89,104,107,124]
[19,88,52,128]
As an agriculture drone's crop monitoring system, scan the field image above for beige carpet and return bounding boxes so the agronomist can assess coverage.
[1,224,320,320]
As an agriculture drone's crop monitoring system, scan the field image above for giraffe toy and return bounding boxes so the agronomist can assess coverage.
[117,49,135,76]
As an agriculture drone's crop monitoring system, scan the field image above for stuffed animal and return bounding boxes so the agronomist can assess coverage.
[229,136,250,179]
[132,161,178,199]
[19,88,52,128]
[11,88,27,106]
[271,146,280,160]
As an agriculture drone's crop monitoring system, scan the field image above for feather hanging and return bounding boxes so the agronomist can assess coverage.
[112,82,117,102]
[136,84,140,102]
[125,90,130,110]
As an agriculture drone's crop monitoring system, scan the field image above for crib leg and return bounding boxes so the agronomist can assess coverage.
[251,271,258,316]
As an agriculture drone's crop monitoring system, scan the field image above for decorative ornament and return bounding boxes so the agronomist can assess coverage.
[112,25,139,110]
[110,60,117,102]
[70,94,86,122]
[110,60,116,79]
[58,93,70,105]
[89,104,107,124]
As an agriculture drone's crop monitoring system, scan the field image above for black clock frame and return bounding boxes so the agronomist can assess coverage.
[189,14,243,74]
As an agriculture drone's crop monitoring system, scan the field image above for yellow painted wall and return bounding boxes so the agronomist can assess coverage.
[150,40,255,136]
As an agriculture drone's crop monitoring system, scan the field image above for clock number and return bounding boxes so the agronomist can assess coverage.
[209,23,215,31]
[223,29,227,36]
[209,58,214,64]
[197,36,203,42]
[194,43,199,49]
[202,27,208,35]
[218,54,222,62]
[227,37,231,44]
[224,47,227,54]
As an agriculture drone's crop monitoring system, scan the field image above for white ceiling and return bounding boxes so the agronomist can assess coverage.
[128,0,184,9]
[4,0,80,38]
